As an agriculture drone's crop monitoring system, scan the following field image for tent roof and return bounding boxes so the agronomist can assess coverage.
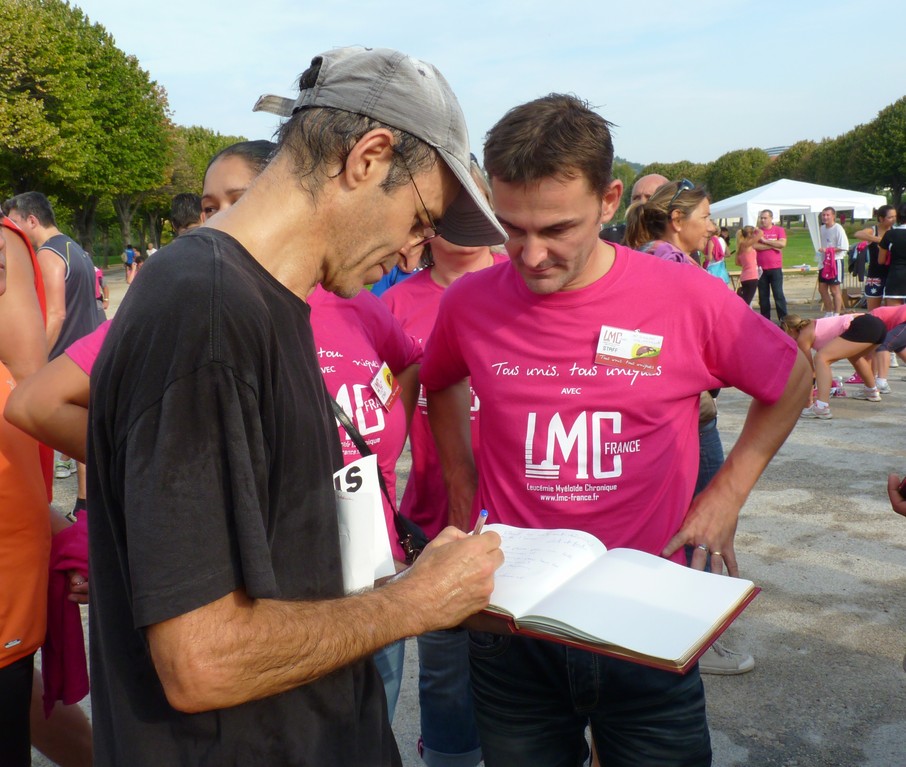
[710,179,887,223]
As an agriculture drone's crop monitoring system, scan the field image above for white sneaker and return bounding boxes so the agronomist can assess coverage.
[851,387,881,402]
[801,404,832,419]
[699,641,755,675]
[891,353,899,368]
[54,459,75,479]
[877,379,891,394]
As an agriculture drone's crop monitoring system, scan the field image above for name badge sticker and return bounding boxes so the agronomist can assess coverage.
[370,362,401,411]
[594,325,663,372]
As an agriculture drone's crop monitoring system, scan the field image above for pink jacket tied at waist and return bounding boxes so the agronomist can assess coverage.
[819,247,838,281]
[42,513,89,717]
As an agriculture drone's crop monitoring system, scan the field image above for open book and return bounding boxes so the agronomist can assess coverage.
[471,524,758,674]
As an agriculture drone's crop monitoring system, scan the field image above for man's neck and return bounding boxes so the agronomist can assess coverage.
[37,225,61,249]
[206,155,331,300]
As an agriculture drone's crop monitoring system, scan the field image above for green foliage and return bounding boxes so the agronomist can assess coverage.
[758,141,817,185]
[849,97,906,203]
[637,161,711,186]
[705,148,771,201]
[177,125,248,192]
[0,0,172,254]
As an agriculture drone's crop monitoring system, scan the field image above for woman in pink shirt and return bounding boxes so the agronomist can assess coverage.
[735,226,761,305]
[781,313,887,419]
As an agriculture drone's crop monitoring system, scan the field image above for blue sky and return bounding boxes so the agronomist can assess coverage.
[73,0,904,166]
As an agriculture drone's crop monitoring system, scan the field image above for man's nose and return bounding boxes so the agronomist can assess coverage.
[520,235,548,268]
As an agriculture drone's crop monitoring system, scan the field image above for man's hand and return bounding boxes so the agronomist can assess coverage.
[662,484,739,577]
[887,474,906,518]
[391,526,503,632]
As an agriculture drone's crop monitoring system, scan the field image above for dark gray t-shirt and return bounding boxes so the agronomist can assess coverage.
[40,234,99,359]
[88,229,399,766]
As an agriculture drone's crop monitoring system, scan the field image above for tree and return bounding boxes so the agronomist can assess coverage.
[0,0,172,255]
[705,148,770,201]
[851,97,906,203]
[637,161,711,187]
[802,131,861,190]
[0,0,98,191]
[758,140,817,185]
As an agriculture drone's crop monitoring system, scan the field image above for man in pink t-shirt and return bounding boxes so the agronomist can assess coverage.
[753,209,788,322]
[421,94,811,767]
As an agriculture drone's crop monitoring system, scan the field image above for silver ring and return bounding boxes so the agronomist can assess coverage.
[696,544,709,552]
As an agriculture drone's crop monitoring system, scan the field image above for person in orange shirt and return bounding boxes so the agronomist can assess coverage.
[0,223,53,765]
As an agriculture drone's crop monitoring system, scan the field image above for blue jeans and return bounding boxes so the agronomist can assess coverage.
[469,633,711,767]
[374,639,405,723]
[695,417,724,497]
[757,268,787,321]
[417,629,482,766]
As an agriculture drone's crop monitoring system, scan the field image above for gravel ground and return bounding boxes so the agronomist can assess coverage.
[35,269,906,766]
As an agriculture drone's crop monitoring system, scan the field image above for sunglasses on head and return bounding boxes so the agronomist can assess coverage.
[668,179,695,208]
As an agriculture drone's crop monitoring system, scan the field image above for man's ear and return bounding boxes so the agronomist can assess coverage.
[342,128,395,189]
[599,178,624,224]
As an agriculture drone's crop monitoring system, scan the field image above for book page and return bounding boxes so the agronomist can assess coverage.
[486,524,606,618]
[522,548,754,662]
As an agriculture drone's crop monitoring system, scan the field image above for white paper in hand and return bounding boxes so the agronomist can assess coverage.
[334,455,395,593]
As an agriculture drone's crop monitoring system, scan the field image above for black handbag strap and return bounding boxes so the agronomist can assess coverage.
[329,396,396,514]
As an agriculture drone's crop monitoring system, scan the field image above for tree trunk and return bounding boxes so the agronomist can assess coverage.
[145,210,162,249]
[112,193,143,249]
[72,195,98,257]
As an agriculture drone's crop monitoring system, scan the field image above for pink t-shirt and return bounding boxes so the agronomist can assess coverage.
[420,245,798,562]
[308,286,421,561]
[812,315,854,350]
[757,225,786,270]
[382,253,508,538]
[736,248,758,282]
[66,320,111,374]
[871,304,906,330]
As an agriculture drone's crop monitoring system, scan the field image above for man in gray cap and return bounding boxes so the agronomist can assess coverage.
[87,47,505,767]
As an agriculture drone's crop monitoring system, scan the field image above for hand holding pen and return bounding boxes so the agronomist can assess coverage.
[472,508,489,535]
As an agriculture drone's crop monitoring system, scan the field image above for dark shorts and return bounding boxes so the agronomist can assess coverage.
[864,276,886,298]
[840,314,887,345]
[878,322,906,353]
[818,259,845,285]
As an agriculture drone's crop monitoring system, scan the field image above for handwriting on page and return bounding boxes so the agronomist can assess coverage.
[491,526,603,582]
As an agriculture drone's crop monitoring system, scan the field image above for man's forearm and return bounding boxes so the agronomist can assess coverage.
[427,381,477,530]
[711,350,811,504]
[44,314,64,352]
[148,528,502,713]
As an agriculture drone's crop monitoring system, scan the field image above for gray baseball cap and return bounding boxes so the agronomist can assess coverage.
[253,46,506,247]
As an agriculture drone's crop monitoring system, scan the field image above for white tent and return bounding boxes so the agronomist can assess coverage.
[710,179,887,251]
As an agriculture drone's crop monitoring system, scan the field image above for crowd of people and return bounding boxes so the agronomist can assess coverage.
[1,44,904,767]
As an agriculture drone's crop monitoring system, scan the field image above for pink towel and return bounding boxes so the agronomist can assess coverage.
[42,513,89,717]
[819,247,838,281]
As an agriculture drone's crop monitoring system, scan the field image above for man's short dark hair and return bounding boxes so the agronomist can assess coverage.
[822,206,836,215]
[483,94,615,194]
[170,193,202,232]
[2,191,57,227]
[275,60,436,198]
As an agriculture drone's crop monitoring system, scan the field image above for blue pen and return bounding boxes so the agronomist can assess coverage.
[472,508,489,535]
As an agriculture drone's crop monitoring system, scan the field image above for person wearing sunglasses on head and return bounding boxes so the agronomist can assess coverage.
[83,47,506,767]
